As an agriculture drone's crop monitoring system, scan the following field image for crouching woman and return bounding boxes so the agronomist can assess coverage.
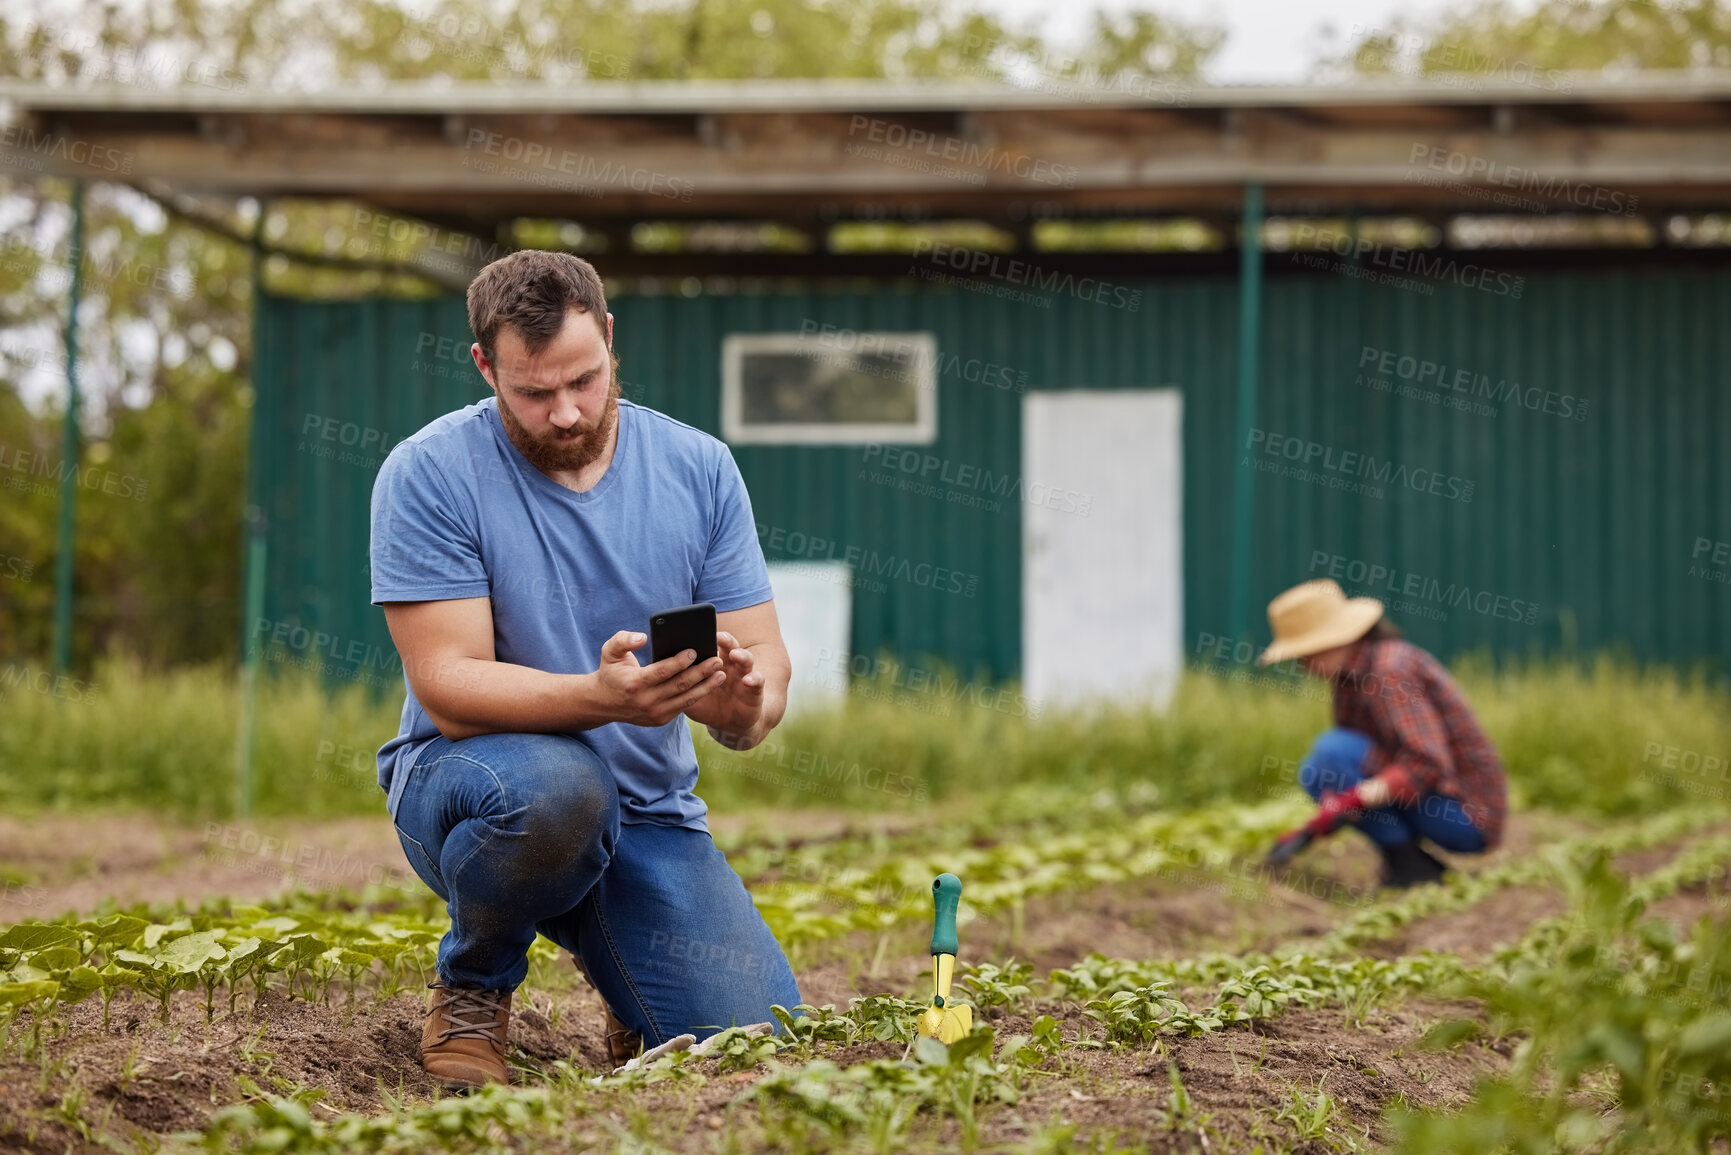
[1260,579,1508,888]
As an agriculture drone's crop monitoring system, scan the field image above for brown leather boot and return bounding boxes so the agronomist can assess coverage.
[603,1003,641,1068]
[571,953,640,1067]
[421,982,512,1089]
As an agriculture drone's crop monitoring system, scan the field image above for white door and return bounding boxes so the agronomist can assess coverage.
[1022,390,1183,712]
[767,561,852,717]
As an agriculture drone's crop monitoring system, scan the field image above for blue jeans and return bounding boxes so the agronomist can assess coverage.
[392,732,802,1046]
[1299,728,1488,853]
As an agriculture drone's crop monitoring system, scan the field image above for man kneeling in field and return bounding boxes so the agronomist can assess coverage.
[369,250,800,1088]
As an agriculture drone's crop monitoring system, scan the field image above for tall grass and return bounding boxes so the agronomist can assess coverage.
[0,655,1724,821]
[704,655,1731,819]
[0,659,394,818]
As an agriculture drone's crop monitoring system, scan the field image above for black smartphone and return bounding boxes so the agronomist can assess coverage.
[649,602,718,665]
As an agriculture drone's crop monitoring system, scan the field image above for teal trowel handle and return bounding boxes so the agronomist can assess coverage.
[929,873,962,957]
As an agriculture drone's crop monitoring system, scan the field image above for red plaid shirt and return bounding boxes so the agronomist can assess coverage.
[1333,637,1508,848]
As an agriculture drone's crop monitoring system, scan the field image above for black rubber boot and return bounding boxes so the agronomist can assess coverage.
[1377,840,1447,889]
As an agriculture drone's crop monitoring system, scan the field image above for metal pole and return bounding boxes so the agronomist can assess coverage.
[1345,211,1363,568]
[52,181,86,675]
[234,207,268,817]
[1228,182,1265,647]
[235,508,267,817]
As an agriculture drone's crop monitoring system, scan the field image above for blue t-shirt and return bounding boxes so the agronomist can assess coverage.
[368,397,774,830]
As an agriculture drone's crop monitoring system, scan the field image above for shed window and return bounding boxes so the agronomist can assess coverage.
[721,332,937,445]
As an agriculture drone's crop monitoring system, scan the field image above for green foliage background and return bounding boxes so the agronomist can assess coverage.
[1321,0,1731,78]
[0,657,1721,821]
[0,0,1727,673]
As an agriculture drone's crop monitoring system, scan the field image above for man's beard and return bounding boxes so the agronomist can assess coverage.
[498,378,622,475]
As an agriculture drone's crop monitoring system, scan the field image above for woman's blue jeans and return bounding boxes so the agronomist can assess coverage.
[1299,728,1488,853]
[391,732,802,1046]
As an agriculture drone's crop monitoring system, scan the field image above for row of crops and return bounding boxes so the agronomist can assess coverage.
[4,800,1723,1037]
[5,793,1731,1152]
[746,796,1726,952]
[60,824,1723,1154]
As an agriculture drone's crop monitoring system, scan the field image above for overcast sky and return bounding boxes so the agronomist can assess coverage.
[978,0,1463,83]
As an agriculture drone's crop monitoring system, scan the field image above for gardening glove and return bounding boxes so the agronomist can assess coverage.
[690,1022,774,1056]
[1265,784,1370,867]
[1303,784,1371,838]
[607,1022,774,1076]
[610,1032,695,1075]
[1374,767,1422,806]
[1267,769,1423,866]
[1264,829,1312,867]
[1309,768,1422,832]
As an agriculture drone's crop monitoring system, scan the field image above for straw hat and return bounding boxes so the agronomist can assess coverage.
[1256,579,1384,666]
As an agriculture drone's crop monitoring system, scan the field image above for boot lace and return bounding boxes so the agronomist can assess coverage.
[431,983,508,1045]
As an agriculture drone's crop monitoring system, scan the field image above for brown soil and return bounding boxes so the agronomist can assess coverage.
[1615,839,1695,878]
[1647,878,1731,933]
[620,997,1510,1153]
[0,848,1518,1155]
[1373,884,1567,962]
[0,831,1513,1155]
[0,975,623,1154]
[2,980,1508,1154]
[0,813,415,921]
[792,812,1585,1002]
[792,860,1377,1012]
[0,808,1711,1153]
[708,807,927,848]
[0,807,910,924]
[1374,826,1731,964]
[0,987,429,1152]
[0,810,1573,928]
[986,997,1507,1153]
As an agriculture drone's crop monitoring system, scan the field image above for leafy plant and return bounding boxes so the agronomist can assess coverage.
[202,1084,559,1153]
[1393,849,1731,1153]
[961,959,1033,1012]
[750,1027,1017,1153]
[1274,1077,1343,1141]
[1082,983,1192,1046]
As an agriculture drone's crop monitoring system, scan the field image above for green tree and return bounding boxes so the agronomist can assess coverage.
[2,0,1035,85]
[1326,0,1731,77]
[1081,9,1224,80]
[0,178,253,667]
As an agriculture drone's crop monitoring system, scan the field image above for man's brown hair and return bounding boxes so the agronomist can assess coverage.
[467,250,608,365]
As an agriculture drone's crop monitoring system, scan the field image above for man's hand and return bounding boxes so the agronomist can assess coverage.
[591,631,725,727]
[381,601,776,740]
[685,631,770,747]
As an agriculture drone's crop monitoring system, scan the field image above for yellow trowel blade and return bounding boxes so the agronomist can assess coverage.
[937,1003,972,1043]
[916,951,973,1042]
[917,1002,972,1043]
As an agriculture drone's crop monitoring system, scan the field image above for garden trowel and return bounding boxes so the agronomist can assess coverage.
[916,873,973,1044]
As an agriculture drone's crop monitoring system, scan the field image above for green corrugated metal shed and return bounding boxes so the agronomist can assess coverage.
[248,267,1731,690]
